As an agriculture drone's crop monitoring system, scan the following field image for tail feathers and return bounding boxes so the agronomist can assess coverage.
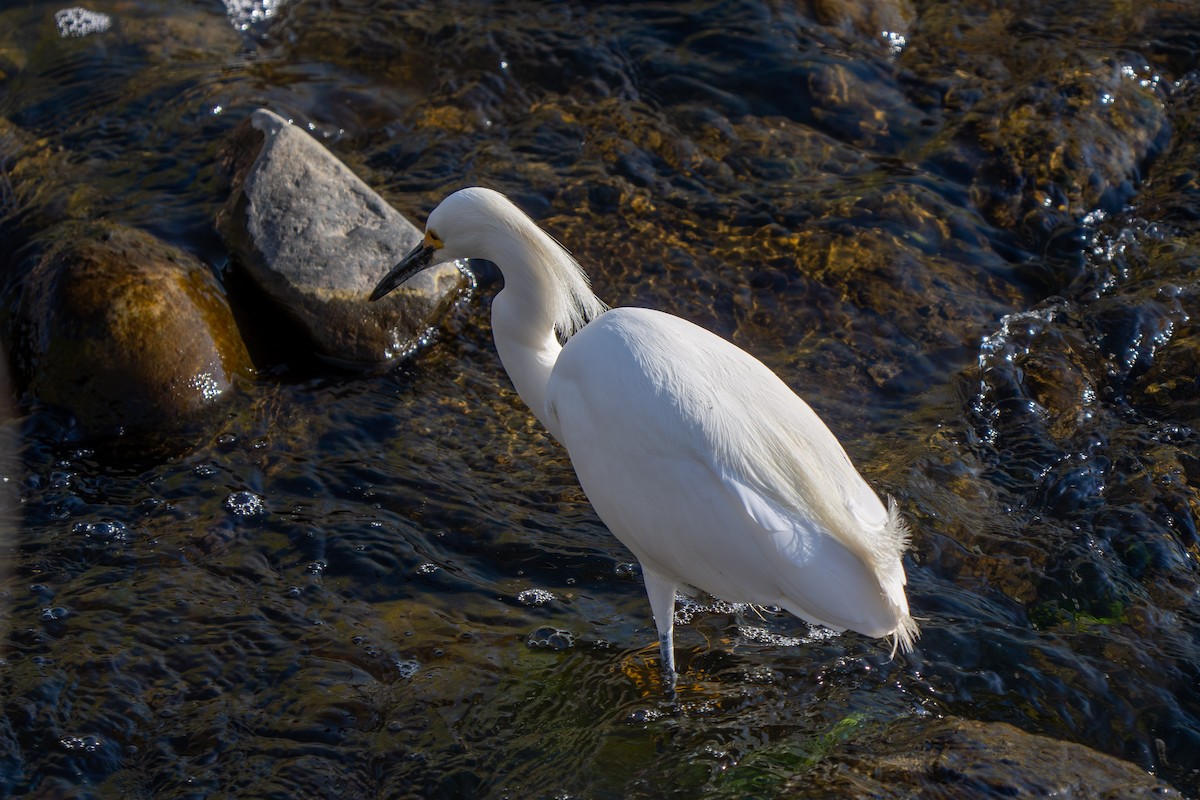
[887,611,920,657]
[878,496,912,564]
[880,498,918,657]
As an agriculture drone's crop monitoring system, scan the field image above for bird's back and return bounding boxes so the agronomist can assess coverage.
[545,307,915,648]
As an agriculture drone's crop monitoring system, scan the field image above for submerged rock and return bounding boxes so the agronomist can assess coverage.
[807,0,915,48]
[742,716,1182,798]
[217,108,466,367]
[15,221,253,438]
[907,21,1170,253]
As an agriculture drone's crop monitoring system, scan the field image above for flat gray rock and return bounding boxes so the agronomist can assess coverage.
[218,108,465,366]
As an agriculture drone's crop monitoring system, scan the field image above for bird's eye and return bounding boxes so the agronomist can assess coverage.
[425,229,444,249]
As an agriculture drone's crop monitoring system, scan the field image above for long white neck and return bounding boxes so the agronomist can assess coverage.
[432,188,606,440]
[491,285,564,440]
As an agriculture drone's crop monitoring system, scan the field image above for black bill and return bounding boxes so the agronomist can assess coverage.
[369,240,437,302]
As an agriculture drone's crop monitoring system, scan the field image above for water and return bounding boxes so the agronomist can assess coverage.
[2,0,1200,796]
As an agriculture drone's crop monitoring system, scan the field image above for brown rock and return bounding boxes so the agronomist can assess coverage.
[17,221,253,437]
[756,717,1183,798]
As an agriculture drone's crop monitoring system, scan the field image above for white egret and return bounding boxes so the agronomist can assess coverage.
[371,187,918,677]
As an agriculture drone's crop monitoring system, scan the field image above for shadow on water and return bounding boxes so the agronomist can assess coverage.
[1,0,1199,796]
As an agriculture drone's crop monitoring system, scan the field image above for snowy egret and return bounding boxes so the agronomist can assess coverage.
[371,187,918,677]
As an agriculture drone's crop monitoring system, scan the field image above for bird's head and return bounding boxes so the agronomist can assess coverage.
[369,187,510,302]
[370,186,606,338]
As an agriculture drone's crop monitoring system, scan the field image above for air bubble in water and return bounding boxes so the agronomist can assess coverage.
[517,588,556,606]
[394,659,420,679]
[673,596,750,626]
[224,491,265,517]
[55,8,111,37]
[737,625,812,647]
[626,707,665,724]
[73,520,127,542]
[526,626,574,651]
[59,734,102,752]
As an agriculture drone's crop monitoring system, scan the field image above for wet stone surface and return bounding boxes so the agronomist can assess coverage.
[14,221,253,439]
[718,716,1185,798]
[218,108,467,367]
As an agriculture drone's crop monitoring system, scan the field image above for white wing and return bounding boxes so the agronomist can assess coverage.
[546,307,915,645]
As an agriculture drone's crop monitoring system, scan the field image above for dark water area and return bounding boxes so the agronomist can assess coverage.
[2,0,1200,797]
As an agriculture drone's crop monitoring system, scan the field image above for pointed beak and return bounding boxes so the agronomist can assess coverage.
[369,240,437,302]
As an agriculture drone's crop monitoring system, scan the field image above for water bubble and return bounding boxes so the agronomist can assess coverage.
[680,698,719,716]
[626,707,664,724]
[737,625,811,647]
[55,8,111,38]
[415,563,439,575]
[673,596,750,626]
[189,372,223,402]
[526,626,574,651]
[357,639,383,658]
[614,562,640,580]
[41,606,68,621]
[59,734,102,752]
[224,491,266,517]
[517,588,556,606]
[740,666,777,684]
[193,463,219,478]
[223,0,279,30]
[138,497,164,515]
[73,520,127,542]
[394,659,420,679]
[880,30,906,57]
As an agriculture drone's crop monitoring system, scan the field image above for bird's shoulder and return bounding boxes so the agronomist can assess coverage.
[546,308,897,560]
[548,307,827,460]
[585,308,888,516]
[556,307,763,388]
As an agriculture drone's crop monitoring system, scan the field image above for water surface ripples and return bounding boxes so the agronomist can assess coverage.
[2,0,1200,796]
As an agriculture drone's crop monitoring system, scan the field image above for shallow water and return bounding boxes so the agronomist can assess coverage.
[2,0,1200,797]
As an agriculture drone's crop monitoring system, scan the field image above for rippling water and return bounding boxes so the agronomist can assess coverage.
[2,0,1199,796]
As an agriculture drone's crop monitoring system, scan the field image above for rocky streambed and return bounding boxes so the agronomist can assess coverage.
[0,0,1198,797]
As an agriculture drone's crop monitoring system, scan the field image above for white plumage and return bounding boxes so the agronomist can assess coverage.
[371,187,917,677]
